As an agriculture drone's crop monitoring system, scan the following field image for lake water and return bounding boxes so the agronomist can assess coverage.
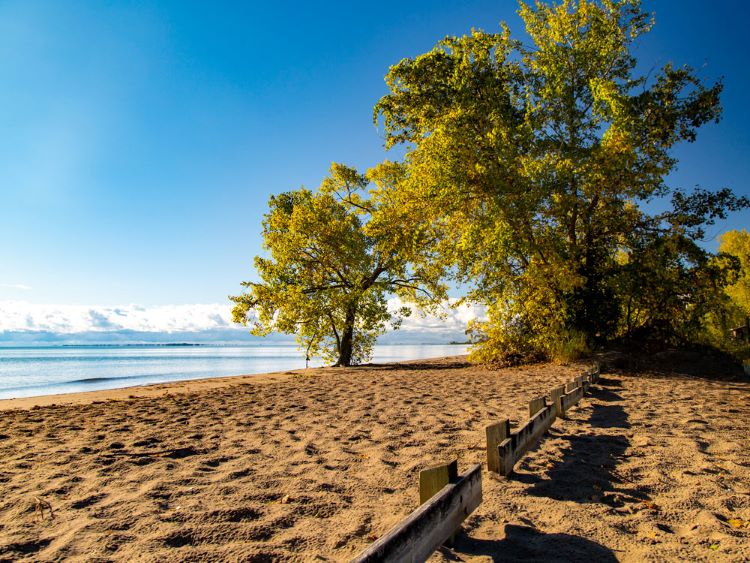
[0,344,468,400]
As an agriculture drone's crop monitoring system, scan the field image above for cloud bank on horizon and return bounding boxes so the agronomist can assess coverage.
[0,299,485,339]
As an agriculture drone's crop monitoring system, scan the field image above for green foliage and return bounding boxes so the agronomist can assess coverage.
[719,229,750,316]
[550,330,592,364]
[374,0,748,362]
[703,229,750,359]
[230,163,446,367]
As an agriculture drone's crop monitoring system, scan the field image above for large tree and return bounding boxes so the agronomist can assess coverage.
[374,0,747,361]
[230,163,445,367]
[719,229,750,317]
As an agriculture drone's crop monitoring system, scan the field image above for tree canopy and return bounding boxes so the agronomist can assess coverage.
[230,163,446,366]
[234,0,748,367]
[374,0,748,361]
[719,229,750,317]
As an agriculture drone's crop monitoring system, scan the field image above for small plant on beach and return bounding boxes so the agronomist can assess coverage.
[230,163,446,367]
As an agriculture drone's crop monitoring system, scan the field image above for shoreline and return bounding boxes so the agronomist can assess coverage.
[0,355,466,411]
[0,344,469,408]
[0,368,300,411]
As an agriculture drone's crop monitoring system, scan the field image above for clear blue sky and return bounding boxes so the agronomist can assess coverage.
[1,0,748,306]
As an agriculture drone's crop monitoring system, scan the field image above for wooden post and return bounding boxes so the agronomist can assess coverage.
[497,404,556,476]
[550,385,565,418]
[528,396,546,418]
[559,385,584,416]
[419,460,458,504]
[485,420,510,473]
[418,460,459,547]
[353,465,482,563]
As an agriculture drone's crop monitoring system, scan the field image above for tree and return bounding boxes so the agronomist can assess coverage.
[230,163,446,367]
[374,0,747,362]
[719,229,750,316]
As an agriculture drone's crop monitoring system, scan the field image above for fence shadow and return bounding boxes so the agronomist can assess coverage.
[447,524,618,562]
[512,385,648,506]
[588,383,624,403]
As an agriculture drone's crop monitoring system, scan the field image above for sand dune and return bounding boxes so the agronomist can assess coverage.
[0,356,748,561]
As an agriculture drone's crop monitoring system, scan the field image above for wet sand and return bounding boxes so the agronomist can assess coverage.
[0,356,748,561]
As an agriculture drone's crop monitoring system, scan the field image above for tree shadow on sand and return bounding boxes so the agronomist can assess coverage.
[444,524,618,562]
[512,380,650,507]
[357,359,471,371]
[599,348,748,382]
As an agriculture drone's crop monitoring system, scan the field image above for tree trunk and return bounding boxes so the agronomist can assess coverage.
[334,306,357,367]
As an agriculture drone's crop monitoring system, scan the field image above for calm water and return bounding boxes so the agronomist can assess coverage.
[0,344,468,400]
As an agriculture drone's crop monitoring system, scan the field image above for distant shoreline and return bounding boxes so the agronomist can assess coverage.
[0,354,471,411]
[0,365,301,411]
[0,344,469,405]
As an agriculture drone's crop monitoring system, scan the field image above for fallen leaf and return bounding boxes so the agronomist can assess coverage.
[728,518,749,529]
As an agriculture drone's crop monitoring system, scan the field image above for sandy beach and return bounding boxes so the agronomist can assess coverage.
[1,355,749,562]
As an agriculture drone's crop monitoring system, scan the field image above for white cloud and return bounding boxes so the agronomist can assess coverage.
[0,283,32,290]
[388,298,486,334]
[0,301,236,334]
[0,298,486,335]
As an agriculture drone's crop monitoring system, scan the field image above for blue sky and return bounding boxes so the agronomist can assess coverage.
[1,0,748,309]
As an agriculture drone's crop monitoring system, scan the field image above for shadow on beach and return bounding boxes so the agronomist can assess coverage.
[512,382,647,507]
[598,349,748,382]
[356,358,472,371]
[446,380,633,561]
[448,524,618,562]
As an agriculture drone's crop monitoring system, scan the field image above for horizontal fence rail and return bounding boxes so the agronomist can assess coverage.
[352,463,482,563]
[490,363,601,476]
[497,401,556,475]
[354,363,601,562]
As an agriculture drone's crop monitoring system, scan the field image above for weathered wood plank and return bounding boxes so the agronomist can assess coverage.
[419,460,458,504]
[565,380,579,393]
[560,385,584,415]
[485,420,510,473]
[528,396,546,418]
[575,375,589,391]
[590,364,600,383]
[550,385,566,418]
[352,464,483,563]
[497,404,556,476]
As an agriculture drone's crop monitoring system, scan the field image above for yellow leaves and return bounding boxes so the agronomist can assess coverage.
[718,229,750,315]
[601,127,631,153]
[728,517,750,529]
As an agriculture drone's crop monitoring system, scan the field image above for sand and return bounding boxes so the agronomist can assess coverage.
[0,355,748,562]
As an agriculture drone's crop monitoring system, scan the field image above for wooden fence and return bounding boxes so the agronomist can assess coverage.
[352,463,482,563]
[351,363,601,563]
[491,365,600,477]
